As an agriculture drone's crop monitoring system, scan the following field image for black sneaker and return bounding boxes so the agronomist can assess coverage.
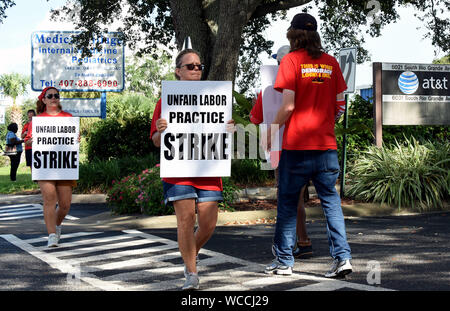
[293,243,313,258]
[324,259,352,278]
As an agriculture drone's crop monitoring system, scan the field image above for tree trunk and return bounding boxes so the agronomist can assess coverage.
[168,0,311,83]
[10,100,22,137]
[169,0,262,83]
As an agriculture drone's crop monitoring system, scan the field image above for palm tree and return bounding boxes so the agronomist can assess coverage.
[0,73,30,131]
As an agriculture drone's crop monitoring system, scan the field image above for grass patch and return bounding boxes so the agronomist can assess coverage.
[0,163,39,194]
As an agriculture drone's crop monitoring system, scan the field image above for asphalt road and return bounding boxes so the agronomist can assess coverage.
[1,202,449,296]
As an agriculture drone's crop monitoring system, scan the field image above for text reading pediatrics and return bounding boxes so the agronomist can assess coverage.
[34,33,122,65]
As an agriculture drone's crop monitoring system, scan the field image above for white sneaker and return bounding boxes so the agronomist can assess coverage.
[47,233,59,248]
[264,259,293,275]
[324,259,352,278]
[55,225,62,243]
[182,272,199,291]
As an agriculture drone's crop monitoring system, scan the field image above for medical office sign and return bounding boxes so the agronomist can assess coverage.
[380,63,450,125]
[31,31,124,92]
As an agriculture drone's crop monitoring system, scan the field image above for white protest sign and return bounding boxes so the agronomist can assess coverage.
[32,117,80,180]
[261,65,284,168]
[31,31,124,92]
[160,81,232,178]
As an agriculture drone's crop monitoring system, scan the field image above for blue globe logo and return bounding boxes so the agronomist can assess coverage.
[398,71,419,94]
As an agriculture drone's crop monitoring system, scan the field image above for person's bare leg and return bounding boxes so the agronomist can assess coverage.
[39,181,58,234]
[174,199,197,274]
[195,201,218,255]
[55,184,72,226]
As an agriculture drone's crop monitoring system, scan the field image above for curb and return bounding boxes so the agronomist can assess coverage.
[2,188,448,230]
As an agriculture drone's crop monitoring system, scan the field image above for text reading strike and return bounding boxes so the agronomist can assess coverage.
[33,151,78,169]
[164,132,230,161]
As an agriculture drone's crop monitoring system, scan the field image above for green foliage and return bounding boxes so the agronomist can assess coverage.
[0,72,29,103]
[220,177,240,212]
[231,159,272,185]
[77,153,159,193]
[0,164,39,193]
[84,93,158,161]
[134,165,172,216]
[106,165,238,215]
[232,91,253,126]
[336,94,449,162]
[126,54,175,99]
[346,137,450,211]
[50,0,450,97]
[106,173,141,214]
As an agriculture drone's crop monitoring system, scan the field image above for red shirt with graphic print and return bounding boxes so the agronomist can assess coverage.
[274,49,347,150]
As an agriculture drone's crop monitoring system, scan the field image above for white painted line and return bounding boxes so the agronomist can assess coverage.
[90,257,152,271]
[0,209,43,216]
[0,214,43,221]
[67,243,179,266]
[0,234,126,291]
[0,203,41,210]
[34,232,142,251]
[65,214,79,220]
[24,231,103,244]
[48,238,162,257]
[0,206,42,214]
[0,203,78,221]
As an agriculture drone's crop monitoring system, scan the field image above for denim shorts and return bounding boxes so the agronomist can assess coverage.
[162,181,223,206]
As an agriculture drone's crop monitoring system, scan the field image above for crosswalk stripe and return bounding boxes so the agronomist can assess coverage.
[0,206,42,214]
[1,230,396,291]
[0,209,43,217]
[24,231,103,244]
[66,243,179,266]
[0,214,43,221]
[48,237,163,257]
[34,232,142,251]
[0,203,41,210]
[0,203,78,221]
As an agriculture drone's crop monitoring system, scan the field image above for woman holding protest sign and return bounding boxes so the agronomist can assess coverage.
[25,87,76,248]
[151,49,234,291]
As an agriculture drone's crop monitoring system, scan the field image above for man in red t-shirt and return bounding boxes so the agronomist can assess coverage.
[250,46,313,259]
[264,13,352,278]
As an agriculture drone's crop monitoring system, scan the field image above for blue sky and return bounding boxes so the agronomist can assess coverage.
[0,1,445,97]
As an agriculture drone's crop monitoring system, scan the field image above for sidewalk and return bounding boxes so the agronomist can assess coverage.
[2,186,445,231]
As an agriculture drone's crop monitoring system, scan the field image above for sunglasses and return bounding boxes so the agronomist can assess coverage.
[180,63,204,71]
[46,93,60,99]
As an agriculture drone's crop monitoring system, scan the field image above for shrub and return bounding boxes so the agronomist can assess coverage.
[220,177,239,211]
[231,158,273,185]
[106,173,141,214]
[135,165,173,216]
[346,137,450,211]
[77,153,159,193]
[86,114,158,161]
[106,165,239,215]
